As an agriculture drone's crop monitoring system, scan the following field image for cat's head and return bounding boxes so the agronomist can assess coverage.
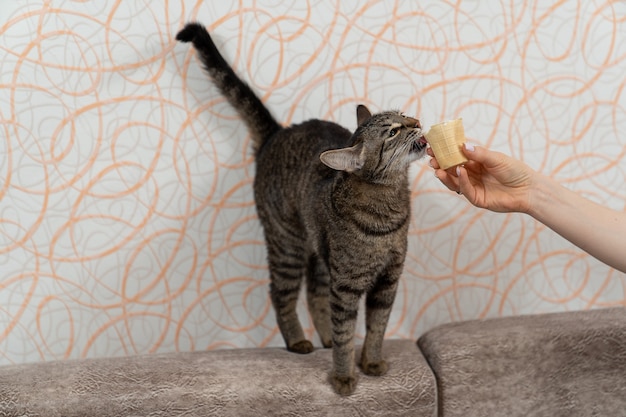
[320,105,427,181]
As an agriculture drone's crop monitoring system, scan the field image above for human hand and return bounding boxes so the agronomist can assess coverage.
[428,144,534,213]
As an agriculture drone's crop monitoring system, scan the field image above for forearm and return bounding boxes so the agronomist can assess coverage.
[527,173,626,273]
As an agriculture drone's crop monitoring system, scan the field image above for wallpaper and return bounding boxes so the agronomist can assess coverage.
[1,1,625,365]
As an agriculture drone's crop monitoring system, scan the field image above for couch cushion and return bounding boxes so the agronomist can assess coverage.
[0,339,436,417]
[418,307,626,417]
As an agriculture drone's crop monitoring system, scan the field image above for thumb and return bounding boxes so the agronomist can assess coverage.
[462,143,503,169]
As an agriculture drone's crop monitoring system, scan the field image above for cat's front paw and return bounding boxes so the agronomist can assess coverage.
[360,359,388,376]
[287,339,314,354]
[329,373,358,396]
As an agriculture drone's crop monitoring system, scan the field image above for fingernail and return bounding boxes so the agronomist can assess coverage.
[464,143,475,152]
[455,166,461,176]
[428,158,433,168]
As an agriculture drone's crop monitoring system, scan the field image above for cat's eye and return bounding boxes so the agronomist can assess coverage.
[389,128,398,137]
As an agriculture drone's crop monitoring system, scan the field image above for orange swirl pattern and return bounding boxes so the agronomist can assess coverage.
[1,1,625,365]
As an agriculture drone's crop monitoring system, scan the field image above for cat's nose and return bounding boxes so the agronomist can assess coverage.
[405,117,421,129]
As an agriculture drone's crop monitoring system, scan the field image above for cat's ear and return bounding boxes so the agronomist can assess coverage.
[320,144,365,172]
[356,105,372,126]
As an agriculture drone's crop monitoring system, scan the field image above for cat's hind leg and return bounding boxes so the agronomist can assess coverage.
[305,254,332,348]
[267,244,313,354]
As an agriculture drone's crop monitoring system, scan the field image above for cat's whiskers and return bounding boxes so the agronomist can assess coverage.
[376,130,421,181]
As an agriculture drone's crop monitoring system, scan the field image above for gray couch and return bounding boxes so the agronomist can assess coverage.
[1,307,624,416]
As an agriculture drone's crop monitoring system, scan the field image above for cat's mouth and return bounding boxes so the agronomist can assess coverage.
[410,134,428,154]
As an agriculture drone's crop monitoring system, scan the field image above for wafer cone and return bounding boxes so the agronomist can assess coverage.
[424,118,468,170]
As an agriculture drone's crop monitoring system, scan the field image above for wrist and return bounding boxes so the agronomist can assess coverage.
[526,170,557,220]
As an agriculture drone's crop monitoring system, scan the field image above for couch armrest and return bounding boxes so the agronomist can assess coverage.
[418,307,626,417]
[0,339,436,417]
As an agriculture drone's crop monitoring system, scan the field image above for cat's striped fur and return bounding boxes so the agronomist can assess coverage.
[176,22,427,396]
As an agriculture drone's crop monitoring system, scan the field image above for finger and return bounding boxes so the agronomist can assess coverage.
[462,143,504,169]
[456,165,476,202]
[435,168,460,193]
[429,157,440,170]
[461,143,477,158]
[447,164,460,177]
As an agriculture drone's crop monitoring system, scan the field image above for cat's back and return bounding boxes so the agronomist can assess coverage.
[258,119,351,159]
[253,119,350,214]
[255,119,351,181]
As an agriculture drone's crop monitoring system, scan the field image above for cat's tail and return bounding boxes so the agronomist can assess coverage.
[176,22,281,153]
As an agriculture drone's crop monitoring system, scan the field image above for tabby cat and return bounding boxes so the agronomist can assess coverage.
[176,22,427,396]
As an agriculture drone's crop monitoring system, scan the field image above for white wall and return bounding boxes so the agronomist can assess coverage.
[1,1,625,364]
